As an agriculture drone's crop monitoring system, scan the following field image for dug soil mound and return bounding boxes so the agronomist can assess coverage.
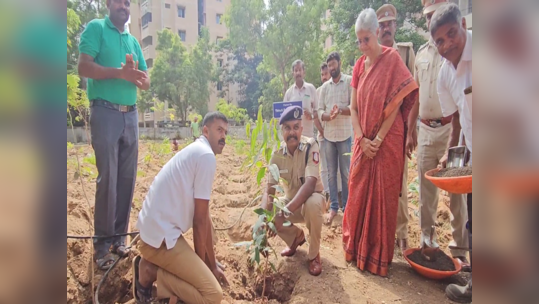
[68,140,465,304]
[407,250,457,271]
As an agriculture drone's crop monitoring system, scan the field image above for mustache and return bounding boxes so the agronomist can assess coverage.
[286,135,298,141]
[383,31,391,37]
[218,139,226,145]
[118,8,128,15]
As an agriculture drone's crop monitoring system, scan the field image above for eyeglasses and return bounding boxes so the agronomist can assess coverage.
[355,37,371,46]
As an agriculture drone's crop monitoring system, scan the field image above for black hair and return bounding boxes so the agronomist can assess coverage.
[291,59,305,72]
[430,3,463,37]
[326,51,341,64]
[203,111,228,127]
[320,62,328,70]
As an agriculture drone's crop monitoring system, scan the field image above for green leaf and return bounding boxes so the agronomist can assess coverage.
[270,262,277,273]
[256,160,263,168]
[268,222,277,234]
[256,167,266,186]
[265,147,273,165]
[253,208,266,216]
[272,185,285,194]
[254,248,261,264]
[253,215,266,234]
[268,163,280,182]
[283,221,292,227]
[245,121,251,138]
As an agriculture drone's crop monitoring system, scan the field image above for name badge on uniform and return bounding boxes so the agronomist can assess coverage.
[279,169,289,174]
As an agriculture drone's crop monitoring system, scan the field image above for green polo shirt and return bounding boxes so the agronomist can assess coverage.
[79,16,147,106]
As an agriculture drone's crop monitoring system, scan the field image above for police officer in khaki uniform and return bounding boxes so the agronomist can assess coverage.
[407,0,470,269]
[261,105,325,276]
[376,3,416,252]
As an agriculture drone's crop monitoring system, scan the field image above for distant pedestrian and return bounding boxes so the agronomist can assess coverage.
[191,116,201,141]
[78,0,150,270]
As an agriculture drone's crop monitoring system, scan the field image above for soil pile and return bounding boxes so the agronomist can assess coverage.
[67,140,464,304]
[407,250,457,271]
[434,167,472,178]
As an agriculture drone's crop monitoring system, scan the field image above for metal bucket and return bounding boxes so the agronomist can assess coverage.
[448,146,468,168]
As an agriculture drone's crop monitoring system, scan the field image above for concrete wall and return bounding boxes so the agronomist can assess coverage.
[67,125,252,143]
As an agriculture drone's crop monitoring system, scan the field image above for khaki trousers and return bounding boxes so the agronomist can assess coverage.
[396,156,409,239]
[139,234,222,304]
[277,193,324,260]
[417,123,469,257]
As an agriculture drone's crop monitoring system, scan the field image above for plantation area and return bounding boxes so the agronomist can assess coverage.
[67,137,469,304]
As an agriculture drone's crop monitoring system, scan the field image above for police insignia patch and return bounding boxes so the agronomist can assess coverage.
[294,108,300,119]
[313,152,319,164]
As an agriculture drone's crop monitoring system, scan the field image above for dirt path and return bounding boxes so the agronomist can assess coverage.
[67,140,466,304]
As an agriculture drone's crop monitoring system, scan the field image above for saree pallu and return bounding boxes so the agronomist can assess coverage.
[343,46,418,277]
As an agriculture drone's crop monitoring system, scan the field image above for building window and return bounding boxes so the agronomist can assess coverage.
[142,12,152,28]
[146,58,154,69]
[165,3,170,8]
[178,30,186,42]
[217,59,223,67]
[216,14,222,24]
[217,81,223,91]
[177,6,186,18]
[142,35,153,48]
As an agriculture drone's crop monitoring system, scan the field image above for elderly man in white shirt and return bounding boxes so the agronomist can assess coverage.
[284,59,318,139]
[430,3,472,303]
[133,112,229,304]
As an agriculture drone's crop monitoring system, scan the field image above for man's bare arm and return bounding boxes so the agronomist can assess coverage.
[261,184,276,211]
[447,111,461,149]
[78,53,123,80]
[204,213,217,271]
[193,198,211,267]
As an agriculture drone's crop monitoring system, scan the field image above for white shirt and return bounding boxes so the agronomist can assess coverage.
[137,136,217,250]
[437,30,473,158]
[283,81,318,138]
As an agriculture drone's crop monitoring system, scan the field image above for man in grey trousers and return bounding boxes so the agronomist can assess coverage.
[78,0,150,270]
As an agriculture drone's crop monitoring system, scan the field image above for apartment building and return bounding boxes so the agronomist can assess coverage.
[130,0,238,125]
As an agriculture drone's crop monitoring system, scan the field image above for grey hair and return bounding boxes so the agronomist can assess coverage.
[355,8,378,35]
[430,3,463,36]
[291,59,305,72]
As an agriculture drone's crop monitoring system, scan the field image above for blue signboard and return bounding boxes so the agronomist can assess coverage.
[272,101,303,119]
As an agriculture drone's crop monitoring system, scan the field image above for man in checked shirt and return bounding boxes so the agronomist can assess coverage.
[317,52,353,225]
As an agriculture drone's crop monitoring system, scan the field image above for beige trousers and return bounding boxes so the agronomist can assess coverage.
[139,226,222,304]
[417,123,469,257]
[396,156,410,239]
[277,193,324,260]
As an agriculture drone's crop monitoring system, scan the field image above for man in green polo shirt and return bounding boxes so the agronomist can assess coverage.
[78,0,150,270]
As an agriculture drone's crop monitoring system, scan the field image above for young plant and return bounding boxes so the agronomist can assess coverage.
[236,107,291,300]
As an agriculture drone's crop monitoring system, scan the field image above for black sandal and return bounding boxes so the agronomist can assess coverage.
[112,242,130,257]
[95,252,116,271]
[133,255,153,303]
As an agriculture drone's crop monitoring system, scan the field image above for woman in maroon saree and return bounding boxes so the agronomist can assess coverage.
[342,8,418,277]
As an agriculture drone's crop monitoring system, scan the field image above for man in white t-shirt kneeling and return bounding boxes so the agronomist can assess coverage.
[133,112,229,304]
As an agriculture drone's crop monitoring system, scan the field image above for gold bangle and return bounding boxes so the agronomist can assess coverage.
[376,135,383,142]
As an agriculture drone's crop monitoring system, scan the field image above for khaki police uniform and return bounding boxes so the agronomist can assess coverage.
[415,40,469,257]
[393,40,416,240]
[268,136,325,260]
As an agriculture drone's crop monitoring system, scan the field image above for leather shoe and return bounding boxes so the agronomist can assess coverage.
[308,254,322,276]
[280,230,306,257]
[454,256,472,272]
[397,238,408,252]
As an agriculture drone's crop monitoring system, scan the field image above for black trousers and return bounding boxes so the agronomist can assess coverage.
[90,101,139,258]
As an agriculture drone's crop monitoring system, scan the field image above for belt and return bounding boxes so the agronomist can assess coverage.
[420,116,452,128]
[90,99,137,113]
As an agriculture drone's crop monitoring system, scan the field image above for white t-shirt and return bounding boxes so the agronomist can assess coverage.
[438,30,473,160]
[137,136,217,250]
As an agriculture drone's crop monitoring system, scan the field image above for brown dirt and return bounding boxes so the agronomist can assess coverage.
[434,167,472,178]
[407,250,456,272]
[67,141,466,304]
